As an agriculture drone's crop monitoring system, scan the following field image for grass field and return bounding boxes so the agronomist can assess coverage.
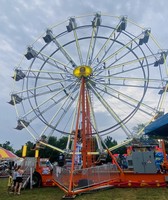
[0,178,168,200]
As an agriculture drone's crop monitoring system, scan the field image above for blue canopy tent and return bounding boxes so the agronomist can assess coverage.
[145,113,168,137]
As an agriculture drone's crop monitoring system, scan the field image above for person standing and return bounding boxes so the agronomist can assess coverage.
[12,165,17,192]
[14,165,24,195]
[7,172,13,193]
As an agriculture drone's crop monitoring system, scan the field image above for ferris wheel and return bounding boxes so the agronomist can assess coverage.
[10,13,168,157]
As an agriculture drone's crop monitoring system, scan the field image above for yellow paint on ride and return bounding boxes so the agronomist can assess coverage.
[73,65,92,78]
[35,149,39,158]
[22,145,27,157]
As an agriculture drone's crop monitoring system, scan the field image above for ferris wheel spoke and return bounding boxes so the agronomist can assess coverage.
[102,84,156,113]
[101,33,144,64]
[66,85,84,150]
[26,70,75,82]
[111,65,149,77]
[19,123,37,141]
[95,75,166,90]
[86,91,104,151]
[22,68,68,75]
[42,57,73,73]
[94,48,143,77]
[22,68,74,83]
[15,79,70,95]
[94,53,159,77]
[91,22,123,66]
[88,30,99,65]
[33,49,74,72]
[93,83,153,117]
[91,16,127,69]
[51,93,78,131]
[106,45,141,71]
[85,28,99,65]
[39,89,79,138]
[27,87,69,100]
[94,64,144,78]
[88,82,133,138]
[25,81,79,123]
[72,29,84,65]
[93,82,149,116]
[92,34,121,73]
[23,94,67,121]
[24,80,78,118]
[27,75,69,81]
[29,94,72,123]
[62,99,79,134]
[85,13,102,65]
[99,52,160,73]
[91,79,157,113]
[65,88,84,133]
[96,75,164,83]
[98,82,163,90]
[52,37,77,68]
[28,124,42,138]
[65,17,84,65]
[97,61,150,78]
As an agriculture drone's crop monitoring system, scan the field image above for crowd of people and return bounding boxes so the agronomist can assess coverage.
[7,164,24,195]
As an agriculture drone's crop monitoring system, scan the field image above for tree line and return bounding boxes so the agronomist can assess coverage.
[1,136,120,163]
[2,123,166,163]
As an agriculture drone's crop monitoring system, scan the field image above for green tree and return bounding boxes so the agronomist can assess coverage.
[132,123,145,134]
[15,149,22,157]
[56,136,68,149]
[15,136,68,162]
[104,136,118,162]
[104,136,117,148]
[15,141,35,157]
[39,136,58,161]
[26,141,35,157]
[40,136,68,162]
[0,141,14,152]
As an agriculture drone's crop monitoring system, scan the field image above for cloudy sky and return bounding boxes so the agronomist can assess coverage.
[1,0,168,151]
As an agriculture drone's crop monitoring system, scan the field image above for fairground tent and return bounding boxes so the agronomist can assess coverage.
[0,147,19,160]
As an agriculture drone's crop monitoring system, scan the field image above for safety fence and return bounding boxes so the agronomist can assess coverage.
[53,163,120,191]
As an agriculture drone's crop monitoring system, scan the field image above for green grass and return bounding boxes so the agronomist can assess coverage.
[0,178,168,200]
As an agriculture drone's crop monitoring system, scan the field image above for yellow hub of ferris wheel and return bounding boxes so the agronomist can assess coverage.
[73,65,92,78]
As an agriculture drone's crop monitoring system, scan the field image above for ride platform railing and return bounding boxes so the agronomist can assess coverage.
[53,163,120,192]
